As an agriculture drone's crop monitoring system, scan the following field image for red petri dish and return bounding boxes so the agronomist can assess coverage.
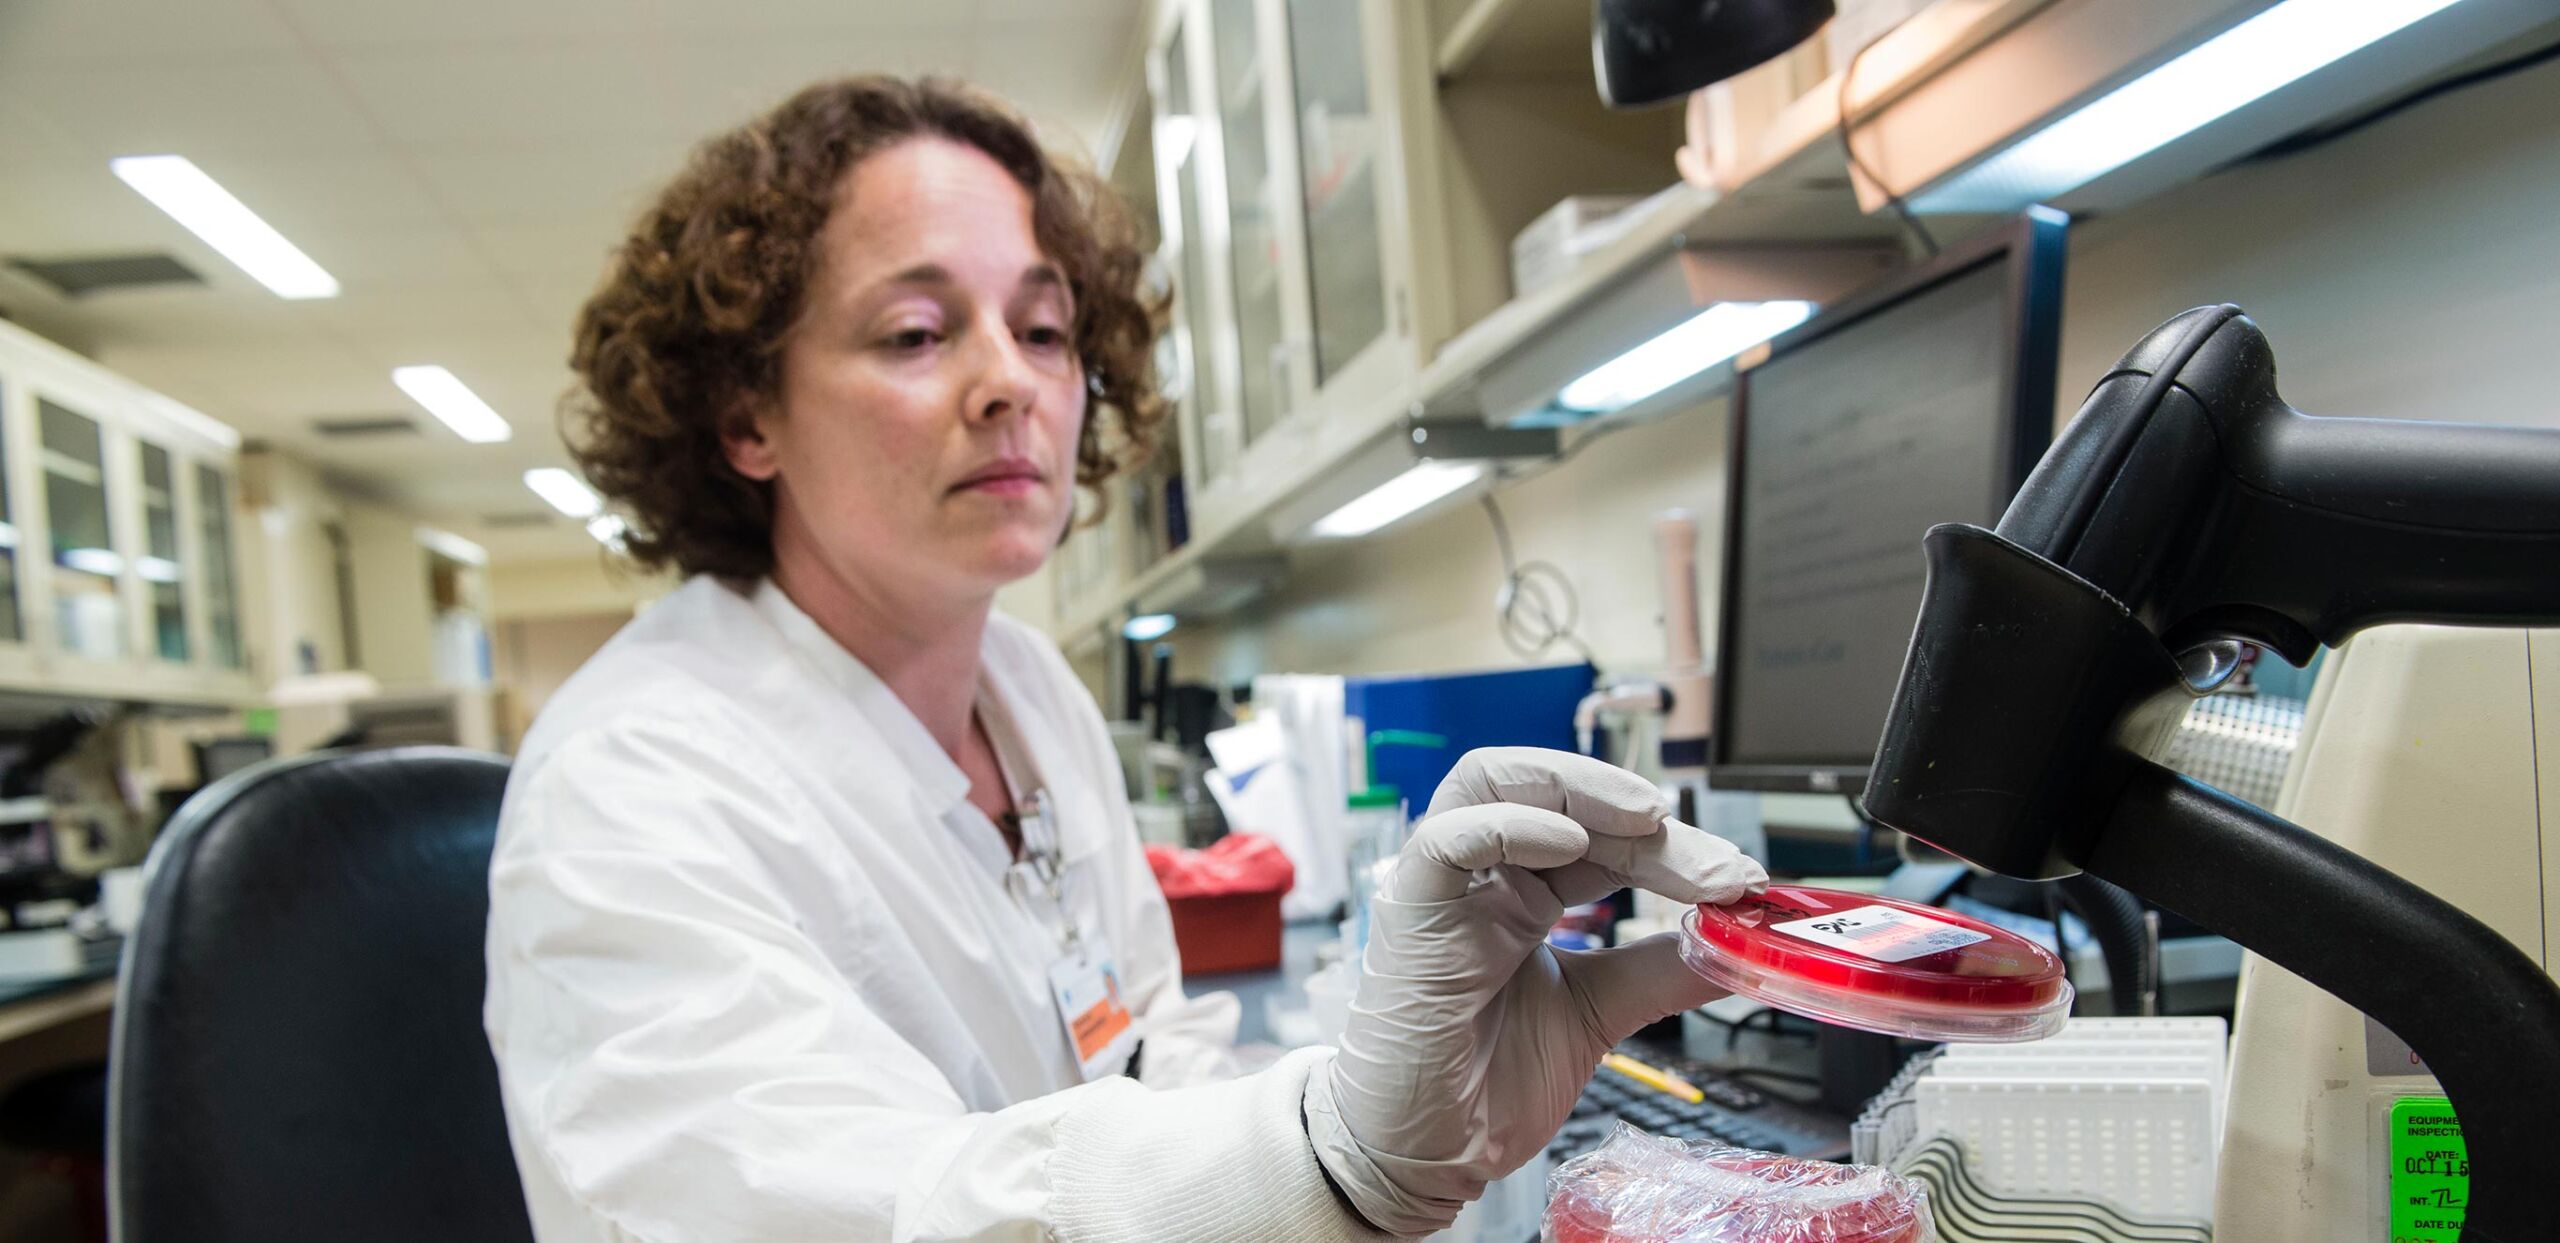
[1680,884,2070,1042]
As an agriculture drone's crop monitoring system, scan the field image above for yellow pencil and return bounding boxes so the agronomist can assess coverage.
[1600,1052,1706,1105]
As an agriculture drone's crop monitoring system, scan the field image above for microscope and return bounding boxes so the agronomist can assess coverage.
[1860,305,2560,1242]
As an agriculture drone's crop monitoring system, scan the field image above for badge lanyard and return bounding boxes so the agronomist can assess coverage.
[977,688,1080,956]
[978,685,1134,1080]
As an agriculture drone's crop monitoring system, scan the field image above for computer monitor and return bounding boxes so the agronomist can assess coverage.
[193,736,275,784]
[1711,208,2068,795]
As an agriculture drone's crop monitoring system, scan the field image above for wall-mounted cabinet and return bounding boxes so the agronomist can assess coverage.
[0,318,252,709]
[1146,0,1421,505]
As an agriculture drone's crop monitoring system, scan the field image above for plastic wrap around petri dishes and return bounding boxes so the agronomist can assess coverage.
[1679,884,2071,1043]
[1545,1124,1933,1243]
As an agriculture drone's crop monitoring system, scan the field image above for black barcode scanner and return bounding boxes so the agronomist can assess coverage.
[1861,306,2560,1242]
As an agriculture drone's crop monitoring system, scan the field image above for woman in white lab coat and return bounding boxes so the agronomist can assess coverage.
[483,75,1764,1243]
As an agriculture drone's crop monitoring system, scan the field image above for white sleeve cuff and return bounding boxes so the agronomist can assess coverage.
[1048,1048,1394,1243]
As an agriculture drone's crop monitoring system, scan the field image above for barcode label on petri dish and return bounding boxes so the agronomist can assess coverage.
[1769,904,1990,963]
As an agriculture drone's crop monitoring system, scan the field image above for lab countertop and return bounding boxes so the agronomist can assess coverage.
[1186,918,1336,1047]
[0,960,118,1047]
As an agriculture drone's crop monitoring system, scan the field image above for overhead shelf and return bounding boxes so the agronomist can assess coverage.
[1055,0,2029,644]
[1434,0,1591,81]
[1051,0,2555,646]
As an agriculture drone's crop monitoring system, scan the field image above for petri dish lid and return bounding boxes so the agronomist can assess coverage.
[1680,884,2071,1043]
[1547,1147,1930,1243]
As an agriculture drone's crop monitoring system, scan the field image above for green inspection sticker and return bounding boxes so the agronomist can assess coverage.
[2390,1095,2468,1242]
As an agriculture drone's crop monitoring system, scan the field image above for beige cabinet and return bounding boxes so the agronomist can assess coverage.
[0,319,252,707]
[1147,0,1420,503]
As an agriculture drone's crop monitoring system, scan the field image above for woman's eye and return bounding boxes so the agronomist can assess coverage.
[1023,325,1069,350]
[887,327,940,351]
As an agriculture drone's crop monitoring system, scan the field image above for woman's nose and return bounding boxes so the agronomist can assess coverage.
[965,323,1041,424]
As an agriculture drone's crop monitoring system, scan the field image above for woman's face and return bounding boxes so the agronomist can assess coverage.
[726,137,1085,606]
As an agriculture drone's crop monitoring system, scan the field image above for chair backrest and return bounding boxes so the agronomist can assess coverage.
[109,746,533,1243]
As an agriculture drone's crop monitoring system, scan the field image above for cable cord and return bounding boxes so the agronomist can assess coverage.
[2230,33,2560,168]
[1481,491,1598,666]
[2050,872,2161,1018]
[1838,28,1941,258]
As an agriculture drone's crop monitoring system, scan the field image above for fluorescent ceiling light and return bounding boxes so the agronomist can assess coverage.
[1123,613,1178,642]
[1310,460,1488,540]
[59,547,123,577]
[1557,300,1816,415]
[523,467,601,519]
[137,556,183,584]
[1911,0,2468,212]
[586,514,629,551]
[109,155,339,299]
[393,366,512,443]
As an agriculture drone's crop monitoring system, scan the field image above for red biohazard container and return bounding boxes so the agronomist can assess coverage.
[1145,834,1295,975]
[1679,883,2070,1042]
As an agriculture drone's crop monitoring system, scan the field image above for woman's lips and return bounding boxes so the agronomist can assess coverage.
[959,474,1042,498]
[952,458,1047,497]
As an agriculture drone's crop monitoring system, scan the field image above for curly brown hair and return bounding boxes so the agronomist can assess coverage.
[564,75,1166,580]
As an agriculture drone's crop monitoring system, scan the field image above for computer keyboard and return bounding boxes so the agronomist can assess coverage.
[1547,1044,1854,1165]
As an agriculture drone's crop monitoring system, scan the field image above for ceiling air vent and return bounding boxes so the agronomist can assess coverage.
[312,415,420,438]
[479,512,556,529]
[7,252,204,297]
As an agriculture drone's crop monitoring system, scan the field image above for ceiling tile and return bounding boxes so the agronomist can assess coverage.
[404,140,679,226]
[645,0,987,37]
[69,287,326,351]
[464,220,625,328]
[97,336,384,428]
[324,41,684,146]
[321,282,551,366]
[288,222,493,287]
[980,0,1143,27]
[661,31,977,136]
[269,0,646,51]
[0,0,301,68]
[201,149,450,235]
[0,56,378,159]
[973,20,1140,154]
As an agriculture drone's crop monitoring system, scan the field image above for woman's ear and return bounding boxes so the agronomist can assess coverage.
[720,399,780,482]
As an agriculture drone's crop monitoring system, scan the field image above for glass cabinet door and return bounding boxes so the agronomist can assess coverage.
[139,443,187,662]
[0,382,20,645]
[1211,0,1288,442]
[1160,20,1240,482]
[37,399,122,661]
[196,462,243,670]
[1286,0,1390,385]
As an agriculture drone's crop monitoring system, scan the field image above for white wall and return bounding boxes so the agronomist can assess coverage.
[492,610,634,748]
[485,554,676,622]
[343,505,436,687]
[236,448,349,681]
[1159,54,2560,690]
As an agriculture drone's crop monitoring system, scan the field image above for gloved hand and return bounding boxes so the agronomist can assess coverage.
[1302,747,1766,1237]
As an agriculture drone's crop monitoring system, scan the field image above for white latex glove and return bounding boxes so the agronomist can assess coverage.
[1301,747,1767,1237]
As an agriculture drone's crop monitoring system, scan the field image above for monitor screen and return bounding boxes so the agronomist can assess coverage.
[195,737,274,783]
[1712,213,2064,792]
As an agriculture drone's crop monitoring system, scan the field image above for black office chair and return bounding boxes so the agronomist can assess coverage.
[108,746,534,1243]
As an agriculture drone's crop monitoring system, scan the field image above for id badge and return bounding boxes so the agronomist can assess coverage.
[1047,940,1137,1081]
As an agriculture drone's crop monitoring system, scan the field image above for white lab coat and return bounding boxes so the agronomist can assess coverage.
[484,577,1379,1242]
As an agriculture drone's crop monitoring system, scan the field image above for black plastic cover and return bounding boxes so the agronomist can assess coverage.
[1860,524,2186,880]
[1592,0,1836,107]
